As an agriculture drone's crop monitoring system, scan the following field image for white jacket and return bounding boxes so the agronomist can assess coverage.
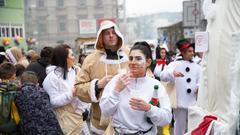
[43,66,85,114]
[160,60,201,108]
[100,74,172,135]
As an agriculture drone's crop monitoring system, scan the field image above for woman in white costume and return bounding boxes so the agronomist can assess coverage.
[43,44,86,135]
[100,41,172,135]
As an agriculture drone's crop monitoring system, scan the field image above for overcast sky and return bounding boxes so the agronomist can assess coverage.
[126,0,186,17]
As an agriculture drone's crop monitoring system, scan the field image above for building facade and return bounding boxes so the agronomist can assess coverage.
[157,22,184,52]
[24,0,119,50]
[0,0,28,50]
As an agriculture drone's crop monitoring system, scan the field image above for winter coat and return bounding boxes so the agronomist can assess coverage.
[15,82,63,135]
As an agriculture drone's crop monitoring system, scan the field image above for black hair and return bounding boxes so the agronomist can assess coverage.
[190,43,195,51]
[0,46,5,52]
[130,41,153,60]
[155,45,161,59]
[78,54,86,65]
[51,44,71,80]
[176,39,190,52]
[15,64,26,77]
[40,47,53,58]
[0,54,8,64]
[156,46,167,59]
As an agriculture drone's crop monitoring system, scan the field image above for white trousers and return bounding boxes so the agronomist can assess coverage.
[173,108,188,135]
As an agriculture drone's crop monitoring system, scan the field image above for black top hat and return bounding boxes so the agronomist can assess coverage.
[176,39,193,52]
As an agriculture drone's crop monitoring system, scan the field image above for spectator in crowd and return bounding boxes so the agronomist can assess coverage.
[26,50,40,63]
[0,62,20,134]
[75,20,129,134]
[26,47,53,87]
[5,47,29,68]
[43,44,86,135]
[151,46,170,81]
[15,71,63,135]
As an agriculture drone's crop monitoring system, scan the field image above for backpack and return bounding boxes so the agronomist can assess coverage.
[0,82,20,134]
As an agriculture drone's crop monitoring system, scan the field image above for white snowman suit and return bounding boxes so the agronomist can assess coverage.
[160,59,201,135]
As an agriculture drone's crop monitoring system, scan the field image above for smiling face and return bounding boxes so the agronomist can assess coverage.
[128,50,151,78]
[182,46,194,61]
[160,49,167,59]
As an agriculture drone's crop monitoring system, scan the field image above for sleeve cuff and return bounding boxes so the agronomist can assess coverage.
[110,90,120,100]
[90,79,99,103]
[145,105,157,117]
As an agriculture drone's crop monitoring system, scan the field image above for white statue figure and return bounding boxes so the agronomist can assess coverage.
[187,0,240,134]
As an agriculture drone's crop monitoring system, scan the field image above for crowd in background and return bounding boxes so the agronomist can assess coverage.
[0,21,204,135]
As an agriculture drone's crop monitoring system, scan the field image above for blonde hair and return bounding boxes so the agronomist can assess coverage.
[10,47,24,62]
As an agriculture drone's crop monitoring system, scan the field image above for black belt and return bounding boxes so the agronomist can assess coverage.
[114,127,152,135]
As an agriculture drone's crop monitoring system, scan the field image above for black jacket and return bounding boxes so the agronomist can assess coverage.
[26,58,49,87]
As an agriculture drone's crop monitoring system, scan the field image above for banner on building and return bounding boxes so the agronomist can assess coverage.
[79,19,97,34]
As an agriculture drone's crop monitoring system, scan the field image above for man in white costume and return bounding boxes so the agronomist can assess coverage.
[187,0,240,134]
[160,39,201,135]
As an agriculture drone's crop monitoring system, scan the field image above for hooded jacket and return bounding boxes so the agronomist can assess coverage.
[43,66,85,134]
[75,21,129,133]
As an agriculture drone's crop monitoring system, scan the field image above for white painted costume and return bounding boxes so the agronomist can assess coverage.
[100,74,172,135]
[160,60,201,135]
[186,0,240,134]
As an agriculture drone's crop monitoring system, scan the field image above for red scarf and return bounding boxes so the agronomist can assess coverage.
[191,115,218,135]
[156,59,167,65]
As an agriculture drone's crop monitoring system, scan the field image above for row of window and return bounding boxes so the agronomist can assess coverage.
[36,22,66,34]
[36,0,103,8]
[0,0,5,7]
[0,24,24,38]
[36,14,104,34]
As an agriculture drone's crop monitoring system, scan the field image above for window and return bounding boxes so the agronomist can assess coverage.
[37,0,44,8]
[57,0,64,7]
[1,27,5,37]
[78,15,87,19]
[95,0,103,8]
[0,23,25,38]
[19,28,23,37]
[58,16,66,32]
[37,23,46,34]
[6,28,9,37]
[79,0,86,7]
[37,16,47,34]
[0,0,5,7]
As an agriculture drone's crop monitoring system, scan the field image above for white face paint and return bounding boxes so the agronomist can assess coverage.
[129,55,146,66]
[129,50,148,77]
